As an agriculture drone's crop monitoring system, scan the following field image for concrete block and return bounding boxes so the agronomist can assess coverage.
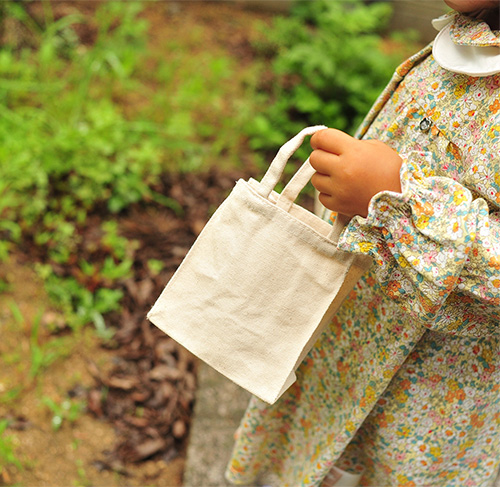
[183,363,251,487]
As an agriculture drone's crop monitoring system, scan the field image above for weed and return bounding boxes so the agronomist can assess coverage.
[0,419,22,475]
[0,386,23,406]
[41,396,86,431]
[28,309,70,379]
[4,301,73,380]
[39,269,120,340]
[0,279,10,293]
[146,259,164,276]
[7,301,24,326]
[74,458,92,487]
[0,2,159,256]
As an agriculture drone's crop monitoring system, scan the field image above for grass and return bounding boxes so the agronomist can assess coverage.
[41,396,86,431]
[0,419,23,478]
[4,300,72,381]
[1,0,265,338]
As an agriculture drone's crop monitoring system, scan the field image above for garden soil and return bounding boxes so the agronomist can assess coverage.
[0,2,276,486]
[0,258,184,487]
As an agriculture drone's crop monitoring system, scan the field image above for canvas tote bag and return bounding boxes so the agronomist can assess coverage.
[147,126,372,404]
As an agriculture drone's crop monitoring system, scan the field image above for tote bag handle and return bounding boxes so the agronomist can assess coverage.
[276,158,315,210]
[258,125,327,198]
[275,158,348,241]
[258,125,347,242]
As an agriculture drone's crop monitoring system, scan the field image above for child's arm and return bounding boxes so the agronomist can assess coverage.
[310,128,500,337]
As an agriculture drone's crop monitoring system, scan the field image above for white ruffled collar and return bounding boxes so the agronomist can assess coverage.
[432,13,500,76]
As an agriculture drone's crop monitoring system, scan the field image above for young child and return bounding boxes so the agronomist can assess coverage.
[226,1,500,486]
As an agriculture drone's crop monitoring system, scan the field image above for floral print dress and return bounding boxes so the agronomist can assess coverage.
[226,14,500,487]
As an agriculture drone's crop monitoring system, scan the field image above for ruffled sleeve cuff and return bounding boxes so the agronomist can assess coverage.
[338,151,437,256]
[336,150,480,323]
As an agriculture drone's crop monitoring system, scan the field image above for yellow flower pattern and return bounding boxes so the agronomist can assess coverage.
[226,15,500,487]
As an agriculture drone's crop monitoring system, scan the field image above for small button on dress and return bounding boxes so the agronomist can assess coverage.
[419,117,432,132]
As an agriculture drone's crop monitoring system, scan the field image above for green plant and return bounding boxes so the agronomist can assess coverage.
[28,308,71,379]
[0,1,265,338]
[0,3,155,333]
[6,300,72,379]
[7,300,24,326]
[41,396,86,431]
[0,419,22,475]
[0,386,24,408]
[247,0,420,163]
[39,268,121,340]
[0,2,167,253]
[146,259,164,276]
[74,458,92,487]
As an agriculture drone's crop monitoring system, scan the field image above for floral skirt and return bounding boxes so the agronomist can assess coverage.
[225,270,500,486]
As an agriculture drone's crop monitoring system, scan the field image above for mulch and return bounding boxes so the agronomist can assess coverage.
[81,167,255,473]
[10,165,255,476]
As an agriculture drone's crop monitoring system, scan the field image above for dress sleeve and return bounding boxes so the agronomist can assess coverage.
[338,151,500,337]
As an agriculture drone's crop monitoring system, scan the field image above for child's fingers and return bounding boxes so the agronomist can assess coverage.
[311,172,333,195]
[309,149,339,175]
[310,128,354,154]
[317,192,337,212]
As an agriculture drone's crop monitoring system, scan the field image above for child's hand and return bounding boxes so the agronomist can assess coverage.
[310,128,403,218]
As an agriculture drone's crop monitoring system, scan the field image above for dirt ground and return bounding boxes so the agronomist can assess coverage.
[0,2,273,486]
[0,256,185,487]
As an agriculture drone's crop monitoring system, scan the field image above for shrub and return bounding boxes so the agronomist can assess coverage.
[248,0,419,159]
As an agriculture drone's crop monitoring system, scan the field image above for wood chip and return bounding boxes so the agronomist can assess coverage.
[107,376,138,390]
[123,415,149,428]
[149,365,182,381]
[87,389,103,417]
[172,419,187,439]
[132,438,167,462]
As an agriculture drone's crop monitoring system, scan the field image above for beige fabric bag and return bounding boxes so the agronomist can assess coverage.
[147,126,372,404]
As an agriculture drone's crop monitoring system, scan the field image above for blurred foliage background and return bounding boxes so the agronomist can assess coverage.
[0,0,421,483]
